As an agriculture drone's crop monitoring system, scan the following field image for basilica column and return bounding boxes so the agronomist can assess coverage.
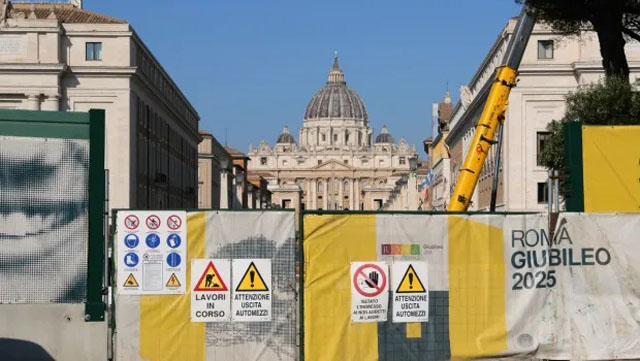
[349,178,355,210]
[323,178,329,210]
[354,178,360,210]
[304,179,313,209]
[338,178,344,210]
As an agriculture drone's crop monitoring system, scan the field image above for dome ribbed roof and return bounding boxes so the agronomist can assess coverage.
[375,125,394,144]
[303,55,368,122]
[276,126,296,144]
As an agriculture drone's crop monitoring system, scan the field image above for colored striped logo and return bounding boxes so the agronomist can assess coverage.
[381,244,420,255]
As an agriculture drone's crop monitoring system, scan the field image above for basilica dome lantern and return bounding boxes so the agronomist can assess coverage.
[300,53,373,148]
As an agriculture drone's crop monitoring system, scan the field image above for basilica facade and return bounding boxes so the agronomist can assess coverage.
[247,55,416,211]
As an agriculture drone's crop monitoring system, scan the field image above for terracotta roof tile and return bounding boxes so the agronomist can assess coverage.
[11,3,126,24]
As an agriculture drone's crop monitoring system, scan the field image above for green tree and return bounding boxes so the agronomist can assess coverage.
[518,0,640,80]
[539,77,640,192]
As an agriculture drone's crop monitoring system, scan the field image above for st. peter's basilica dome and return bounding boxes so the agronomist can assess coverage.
[303,54,368,123]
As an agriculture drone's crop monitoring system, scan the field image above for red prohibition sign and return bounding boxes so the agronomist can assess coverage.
[353,263,387,297]
[124,215,140,230]
[167,215,182,230]
[146,215,161,230]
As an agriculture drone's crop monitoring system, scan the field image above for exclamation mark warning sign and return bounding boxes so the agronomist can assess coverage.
[391,261,429,323]
[232,259,272,322]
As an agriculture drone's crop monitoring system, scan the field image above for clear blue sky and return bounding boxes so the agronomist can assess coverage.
[88,0,521,155]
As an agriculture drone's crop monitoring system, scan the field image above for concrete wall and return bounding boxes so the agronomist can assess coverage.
[0,304,108,360]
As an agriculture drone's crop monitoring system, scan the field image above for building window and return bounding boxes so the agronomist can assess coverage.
[282,160,288,166]
[536,131,551,166]
[399,157,406,165]
[374,199,383,210]
[260,157,267,165]
[537,182,549,204]
[343,159,348,164]
[298,159,305,165]
[538,40,553,59]
[321,133,326,141]
[333,134,338,142]
[282,199,292,208]
[317,160,322,165]
[362,159,368,164]
[318,181,323,192]
[86,42,103,61]
[345,130,350,143]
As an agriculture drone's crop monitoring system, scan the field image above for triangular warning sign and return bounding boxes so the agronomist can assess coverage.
[194,261,228,291]
[124,273,139,288]
[236,262,269,292]
[166,273,181,287]
[396,265,426,293]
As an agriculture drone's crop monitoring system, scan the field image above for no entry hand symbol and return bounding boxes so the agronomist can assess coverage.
[353,263,387,297]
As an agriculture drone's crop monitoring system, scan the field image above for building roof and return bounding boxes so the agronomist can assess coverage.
[198,129,212,136]
[10,3,126,24]
[224,146,249,159]
[304,54,368,122]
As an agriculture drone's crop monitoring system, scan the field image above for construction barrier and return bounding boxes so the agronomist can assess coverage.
[582,125,640,212]
[302,212,640,361]
[114,210,297,361]
[0,109,107,360]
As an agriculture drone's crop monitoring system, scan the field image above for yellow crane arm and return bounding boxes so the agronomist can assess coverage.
[448,67,517,211]
[447,3,535,212]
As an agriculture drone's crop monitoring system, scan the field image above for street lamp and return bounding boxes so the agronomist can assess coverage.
[409,156,418,172]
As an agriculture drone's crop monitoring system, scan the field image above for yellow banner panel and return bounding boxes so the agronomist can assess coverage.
[303,214,378,361]
[139,212,206,361]
[448,216,507,358]
[583,126,640,213]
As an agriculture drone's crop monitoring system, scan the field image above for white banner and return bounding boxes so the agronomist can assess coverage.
[116,211,187,295]
[350,261,389,322]
[391,261,428,323]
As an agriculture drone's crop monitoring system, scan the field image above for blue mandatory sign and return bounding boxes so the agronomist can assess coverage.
[124,234,139,248]
[145,233,161,249]
[167,252,181,268]
[167,234,181,249]
[124,252,139,267]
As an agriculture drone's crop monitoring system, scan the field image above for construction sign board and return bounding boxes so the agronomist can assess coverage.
[350,262,389,322]
[391,261,429,323]
[191,259,231,322]
[232,259,272,322]
[116,211,187,295]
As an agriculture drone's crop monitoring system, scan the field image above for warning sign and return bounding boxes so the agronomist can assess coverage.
[166,273,181,288]
[145,214,161,230]
[124,215,140,230]
[235,262,269,292]
[350,262,389,323]
[191,259,231,322]
[124,273,139,288]
[391,262,429,323]
[167,214,182,230]
[194,261,228,291]
[117,211,187,295]
[232,259,271,322]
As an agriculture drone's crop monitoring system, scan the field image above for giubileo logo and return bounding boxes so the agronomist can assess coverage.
[381,244,420,256]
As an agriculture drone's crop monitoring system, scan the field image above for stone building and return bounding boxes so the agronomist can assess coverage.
[444,18,640,211]
[197,130,232,209]
[0,2,200,209]
[248,55,417,211]
[424,92,452,210]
